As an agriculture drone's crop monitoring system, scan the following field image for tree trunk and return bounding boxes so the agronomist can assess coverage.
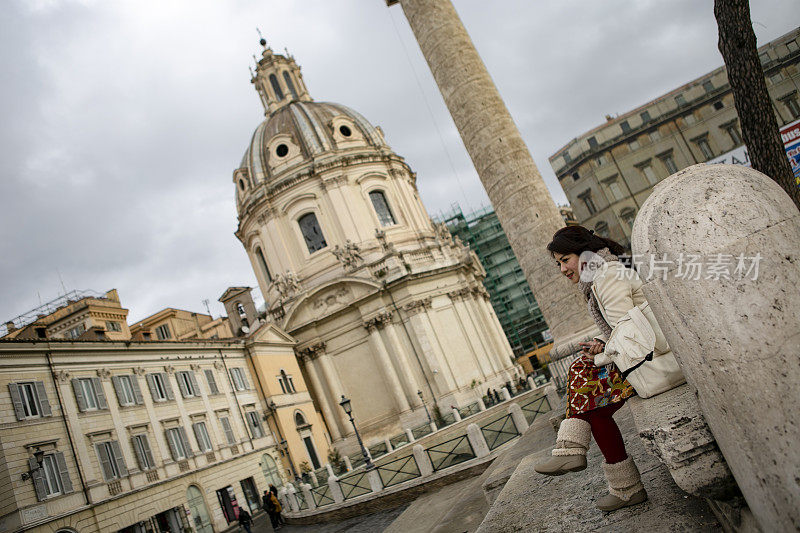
[714,0,800,210]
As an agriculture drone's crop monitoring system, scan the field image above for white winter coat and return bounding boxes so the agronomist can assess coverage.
[590,260,685,398]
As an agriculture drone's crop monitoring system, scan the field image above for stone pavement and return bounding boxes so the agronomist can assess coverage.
[243,505,409,533]
[476,405,721,532]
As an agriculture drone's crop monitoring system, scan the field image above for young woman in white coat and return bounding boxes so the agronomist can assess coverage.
[534,225,648,511]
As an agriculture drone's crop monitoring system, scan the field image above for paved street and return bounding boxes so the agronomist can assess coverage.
[236,506,409,533]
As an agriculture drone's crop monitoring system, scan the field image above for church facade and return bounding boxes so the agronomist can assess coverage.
[232,45,517,452]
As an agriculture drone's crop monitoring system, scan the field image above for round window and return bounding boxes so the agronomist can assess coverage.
[339,125,352,137]
[276,144,289,157]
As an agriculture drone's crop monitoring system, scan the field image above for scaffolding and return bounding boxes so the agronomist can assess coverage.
[1,289,106,337]
[435,204,548,356]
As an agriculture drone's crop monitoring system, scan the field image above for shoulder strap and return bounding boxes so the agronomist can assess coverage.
[620,351,654,379]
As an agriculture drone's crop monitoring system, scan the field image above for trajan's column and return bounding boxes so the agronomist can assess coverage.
[386,0,594,354]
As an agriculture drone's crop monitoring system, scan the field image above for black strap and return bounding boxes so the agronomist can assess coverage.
[620,351,654,379]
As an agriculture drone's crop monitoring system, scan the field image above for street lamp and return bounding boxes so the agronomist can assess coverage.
[338,395,373,470]
[417,390,432,423]
[21,448,45,481]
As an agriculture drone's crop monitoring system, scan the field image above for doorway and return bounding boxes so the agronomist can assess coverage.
[303,436,321,469]
[186,485,213,533]
[240,477,260,514]
[215,486,240,524]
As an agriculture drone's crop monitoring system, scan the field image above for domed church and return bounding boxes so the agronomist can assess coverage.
[232,43,516,451]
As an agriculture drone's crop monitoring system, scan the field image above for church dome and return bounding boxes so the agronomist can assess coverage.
[238,100,388,185]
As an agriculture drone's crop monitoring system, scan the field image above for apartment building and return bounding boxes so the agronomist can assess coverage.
[549,27,800,247]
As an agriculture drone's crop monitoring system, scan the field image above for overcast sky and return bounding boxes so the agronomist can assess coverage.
[1,0,798,325]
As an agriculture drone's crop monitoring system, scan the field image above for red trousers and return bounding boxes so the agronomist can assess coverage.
[574,401,628,464]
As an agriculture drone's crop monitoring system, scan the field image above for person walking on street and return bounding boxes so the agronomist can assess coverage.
[263,490,280,530]
[237,508,253,533]
[268,485,285,527]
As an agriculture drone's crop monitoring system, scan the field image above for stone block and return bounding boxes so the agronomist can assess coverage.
[627,384,737,500]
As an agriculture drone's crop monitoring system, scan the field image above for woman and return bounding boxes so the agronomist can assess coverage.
[534,225,647,512]
[268,485,285,527]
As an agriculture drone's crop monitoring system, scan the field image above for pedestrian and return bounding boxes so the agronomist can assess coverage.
[263,489,280,530]
[534,225,681,511]
[268,485,285,526]
[237,508,253,533]
[485,387,493,405]
[492,388,500,403]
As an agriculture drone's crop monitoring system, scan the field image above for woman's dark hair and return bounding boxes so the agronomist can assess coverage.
[547,225,626,257]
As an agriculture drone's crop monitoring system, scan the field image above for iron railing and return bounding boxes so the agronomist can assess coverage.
[425,434,475,471]
[439,411,457,427]
[311,483,334,508]
[368,442,389,460]
[338,470,372,500]
[376,454,421,488]
[459,402,481,418]
[520,395,550,425]
[480,413,520,450]
[389,432,410,449]
[411,423,433,440]
[294,488,309,510]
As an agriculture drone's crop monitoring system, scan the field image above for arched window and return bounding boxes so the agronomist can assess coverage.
[369,190,396,226]
[269,74,284,100]
[295,411,308,427]
[594,221,610,238]
[620,208,636,229]
[236,303,246,317]
[283,71,298,99]
[186,485,213,533]
[298,213,327,253]
[261,454,282,488]
[255,247,272,282]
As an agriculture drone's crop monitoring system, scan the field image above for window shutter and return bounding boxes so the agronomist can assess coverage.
[240,370,250,390]
[131,376,144,405]
[165,430,179,461]
[176,372,189,398]
[142,437,155,469]
[72,379,87,412]
[204,370,218,395]
[146,373,158,400]
[162,373,175,400]
[112,376,125,404]
[220,417,235,445]
[96,443,114,481]
[188,372,200,397]
[178,427,194,456]
[132,437,146,470]
[192,423,204,450]
[92,378,108,409]
[54,452,73,494]
[9,383,26,420]
[29,456,47,501]
[34,381,52,416]
[110,441,127,477]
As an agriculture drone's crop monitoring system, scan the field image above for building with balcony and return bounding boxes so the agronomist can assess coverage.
[549,27,800,248]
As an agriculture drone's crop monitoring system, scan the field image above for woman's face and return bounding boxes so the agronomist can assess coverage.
[554,252,581,283]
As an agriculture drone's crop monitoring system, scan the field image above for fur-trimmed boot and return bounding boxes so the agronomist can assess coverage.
[534,418,591,476]
[596,457,648,511]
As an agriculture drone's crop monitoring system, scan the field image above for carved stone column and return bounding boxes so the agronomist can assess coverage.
[364,312,411,413]
[389,0,595,354]
[297,344,342,441]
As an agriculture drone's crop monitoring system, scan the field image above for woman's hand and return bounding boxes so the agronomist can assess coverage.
[579,340,605,357]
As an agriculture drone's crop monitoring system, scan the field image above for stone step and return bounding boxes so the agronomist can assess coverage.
[476,405,721,532]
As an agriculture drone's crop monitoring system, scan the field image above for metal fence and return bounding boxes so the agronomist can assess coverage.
[459,402,481,418]
[376,454,421,488]
[411,422,434,440]
[520,395,551,425]
[425,434,476,472]
[389,432,410,449]
[294,488,309,510]
[310,483,334,508]
[548,353,581,389]
[338,470,372,500]
[480,413,520,450]
[439,411,457,427]
[368,442,389,460]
